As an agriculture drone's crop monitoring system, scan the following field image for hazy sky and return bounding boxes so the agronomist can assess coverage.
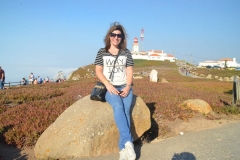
[1,0,240,82]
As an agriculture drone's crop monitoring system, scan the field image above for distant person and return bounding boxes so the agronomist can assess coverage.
[56,78,61,83]
[22,78,27,85]
[29,73,34,84]
[37,76,43,84]
[0,66,5,90]
[94,22,136,160]
[34,78,38,84]
[45,77,49,83]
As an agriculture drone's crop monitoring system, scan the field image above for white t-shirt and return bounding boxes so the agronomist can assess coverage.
[94,48,134,86]
[29,74,34,82]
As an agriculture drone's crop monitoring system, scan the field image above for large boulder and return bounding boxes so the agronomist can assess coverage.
[179,99,213,114]
[34,95,151,159]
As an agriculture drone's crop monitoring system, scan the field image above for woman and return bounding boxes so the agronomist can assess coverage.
[94,22,136,160]
[22,78,27,85]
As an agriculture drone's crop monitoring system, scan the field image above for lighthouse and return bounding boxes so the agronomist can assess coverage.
[132,37,139,54]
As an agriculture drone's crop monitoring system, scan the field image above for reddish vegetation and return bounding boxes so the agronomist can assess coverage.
[0,68,238,148]
[0,81,95,148]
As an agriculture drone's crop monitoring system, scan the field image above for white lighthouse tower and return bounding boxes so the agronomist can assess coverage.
[132,37,139,54]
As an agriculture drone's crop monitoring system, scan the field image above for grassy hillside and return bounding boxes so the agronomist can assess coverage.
[68,60,178,80]
[68,59,240,81]
[1,59,239,148]
[68,64,95,80]
[134,59,177,69]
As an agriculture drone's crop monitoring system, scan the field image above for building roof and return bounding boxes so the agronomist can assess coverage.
[219,58,233,61]
[149,50,163,53]
[167,54,174,57]
[149,54,160,56]
[155,50,163,53]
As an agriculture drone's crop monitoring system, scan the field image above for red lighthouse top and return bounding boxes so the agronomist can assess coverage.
[134,37,138,44]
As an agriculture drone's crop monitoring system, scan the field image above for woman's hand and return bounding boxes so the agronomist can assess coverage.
[105,83,119,95]
[119,86,131,97]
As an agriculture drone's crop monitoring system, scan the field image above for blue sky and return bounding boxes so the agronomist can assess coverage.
[1,0,240,82]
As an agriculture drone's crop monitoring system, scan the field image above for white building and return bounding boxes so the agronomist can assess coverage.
[148,50,176,62]
[198,58,240,68]
[131,39,176,62]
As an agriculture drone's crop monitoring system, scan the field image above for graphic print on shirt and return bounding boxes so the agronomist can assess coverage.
[103,56,127,85]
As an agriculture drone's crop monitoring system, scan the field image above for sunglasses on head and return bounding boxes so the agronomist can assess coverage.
[110,33,123,38]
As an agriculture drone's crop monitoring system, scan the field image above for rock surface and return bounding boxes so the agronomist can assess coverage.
[179,99,213,114]
[206,74,212,79]
[133,75,144,79]
[160,78,169,83]
[223,77,230,81]
[34,95,151,159]
[71,74,81,80]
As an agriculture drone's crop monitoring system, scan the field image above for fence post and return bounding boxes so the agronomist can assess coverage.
[20,81,21,86]
[237,77,240,103]
[8,82,10,88]
[232,75,237,105]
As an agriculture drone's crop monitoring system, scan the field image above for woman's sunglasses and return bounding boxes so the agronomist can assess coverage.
[110,33,123,38]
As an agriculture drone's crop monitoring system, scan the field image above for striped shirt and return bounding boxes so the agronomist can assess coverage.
[94,48,134,85]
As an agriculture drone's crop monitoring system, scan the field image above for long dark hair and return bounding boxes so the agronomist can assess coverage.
[104,22,128,51]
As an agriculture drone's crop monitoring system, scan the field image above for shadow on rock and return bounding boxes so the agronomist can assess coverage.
[134,102,158,160]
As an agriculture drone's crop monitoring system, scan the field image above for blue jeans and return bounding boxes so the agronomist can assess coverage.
[0,80,4,90]
[105,85,133,150]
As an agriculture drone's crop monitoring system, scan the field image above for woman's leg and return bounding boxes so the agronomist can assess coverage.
[122,88,133,128]
[105,90,132,150]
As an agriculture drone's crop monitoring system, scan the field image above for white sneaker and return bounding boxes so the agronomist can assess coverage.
[119,148,128,160]
[125,142,136,160]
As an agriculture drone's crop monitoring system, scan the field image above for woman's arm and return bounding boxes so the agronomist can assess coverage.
[95,65,108,85]
[126,66,133,87]
[119,66,133,97]
[1,71,4,80]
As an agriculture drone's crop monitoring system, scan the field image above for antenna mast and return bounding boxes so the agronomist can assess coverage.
[140,28,144,52]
